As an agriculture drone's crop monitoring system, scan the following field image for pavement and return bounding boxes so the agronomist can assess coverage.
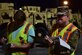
[28,47,48,55]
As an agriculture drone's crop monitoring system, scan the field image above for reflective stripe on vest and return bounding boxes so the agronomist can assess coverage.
[62,24,78,42]
[71,51,75,55]
[24,23,32,34]
[52,23,78,43]
[52,23,72,37]
[52,29,58,37]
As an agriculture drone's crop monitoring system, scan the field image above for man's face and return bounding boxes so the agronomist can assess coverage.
[56,15,69,26]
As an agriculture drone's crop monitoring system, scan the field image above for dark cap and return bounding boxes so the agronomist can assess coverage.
[57,6,69,16]
[14,10,26,22]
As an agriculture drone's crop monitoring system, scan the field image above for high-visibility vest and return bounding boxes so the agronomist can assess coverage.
[8,22,32,55]
[51,23,78,55]
[52,23,78,43]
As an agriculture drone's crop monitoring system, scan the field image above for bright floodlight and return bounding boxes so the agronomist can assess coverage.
[63,1,68,5]
[19,8,22,10]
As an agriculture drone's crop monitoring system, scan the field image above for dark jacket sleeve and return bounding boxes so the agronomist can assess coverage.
[75,32,82,55]
[68,29,80,50]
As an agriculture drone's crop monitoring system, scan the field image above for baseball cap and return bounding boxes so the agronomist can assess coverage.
[57,6,69,16]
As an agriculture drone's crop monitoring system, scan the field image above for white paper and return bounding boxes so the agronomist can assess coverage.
[59,37,71,50]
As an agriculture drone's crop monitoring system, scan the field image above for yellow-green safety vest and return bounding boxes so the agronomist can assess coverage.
[8,22,32,55]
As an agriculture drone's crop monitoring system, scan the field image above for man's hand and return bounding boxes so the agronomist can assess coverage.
[10,43,31,48]
[45,35,53,44]
[11,44,18,48]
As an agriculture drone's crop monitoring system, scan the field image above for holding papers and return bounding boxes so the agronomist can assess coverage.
[45,35,71,50]
[59,37,71,50]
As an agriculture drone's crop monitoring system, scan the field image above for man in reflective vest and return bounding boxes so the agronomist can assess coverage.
[46,6,80,55]
[7,10,35,55]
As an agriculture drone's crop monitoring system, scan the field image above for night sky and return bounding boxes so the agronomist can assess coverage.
[0,0,82,14]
